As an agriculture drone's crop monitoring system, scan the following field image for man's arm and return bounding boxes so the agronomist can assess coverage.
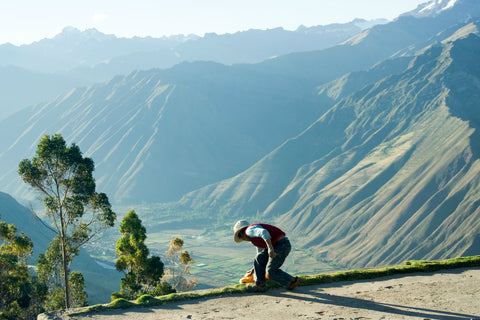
[245,225,277,258]
[265,238,277,258]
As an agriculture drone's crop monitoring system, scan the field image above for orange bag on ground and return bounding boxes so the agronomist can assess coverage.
[239,269,269,283]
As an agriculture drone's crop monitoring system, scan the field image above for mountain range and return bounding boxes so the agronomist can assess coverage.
[181,32,480,268]
[1,0,479,204]
[0,19,384,74]
[0,19,384,121]
[0,0,479,299]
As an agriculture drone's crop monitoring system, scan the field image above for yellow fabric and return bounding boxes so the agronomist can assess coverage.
[239,270,269,283]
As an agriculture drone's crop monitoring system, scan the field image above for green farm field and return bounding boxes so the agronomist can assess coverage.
[85,205,340,290]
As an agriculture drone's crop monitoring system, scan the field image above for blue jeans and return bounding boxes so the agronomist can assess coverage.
[253,237,293,288]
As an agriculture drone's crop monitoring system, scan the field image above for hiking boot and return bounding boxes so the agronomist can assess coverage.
[288,276,300,290]
[247,282,267,292]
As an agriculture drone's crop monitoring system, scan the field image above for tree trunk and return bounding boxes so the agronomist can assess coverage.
[59,218,71,309]
[61,236,71,308]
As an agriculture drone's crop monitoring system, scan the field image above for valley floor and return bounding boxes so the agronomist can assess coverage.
[48,267,480,320]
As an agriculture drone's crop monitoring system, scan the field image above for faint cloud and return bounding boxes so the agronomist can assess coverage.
[92,13,109,23]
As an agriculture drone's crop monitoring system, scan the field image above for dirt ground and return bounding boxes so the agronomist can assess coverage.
[43,267,480,320]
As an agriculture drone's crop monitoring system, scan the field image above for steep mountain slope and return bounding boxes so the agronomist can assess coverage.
[1,0,479,206]
[0,192,53,258]
[0,192,121,303]
[316,56,413,103]
[179,34,480,268]
[250,0,480,90]
[0,20,378,143]
[279,35,480,267]
[0,62,325,204]
[0,66,86,121]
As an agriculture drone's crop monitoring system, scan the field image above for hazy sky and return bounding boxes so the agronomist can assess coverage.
[1,0,429,45]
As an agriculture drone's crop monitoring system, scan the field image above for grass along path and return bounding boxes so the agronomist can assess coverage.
[60,255,480,317]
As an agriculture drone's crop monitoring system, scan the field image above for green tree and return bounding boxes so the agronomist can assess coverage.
[69,271,88,308]
[163,237,197,292]
[115,210,164,299]
[36,237,87,310]
[18,133,116,308]
[36,238,63,298]
[0,220,45,319]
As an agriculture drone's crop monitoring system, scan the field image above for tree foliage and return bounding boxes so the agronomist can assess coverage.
[163,237,197,292]
[114,210,165,299]
[69,271,88,308]
[18,133,116,308]
[36,237,87,311]
[0,220,45,319]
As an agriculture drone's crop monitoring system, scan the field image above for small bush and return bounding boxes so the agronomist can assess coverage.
[149,281,176,296]
[111,291,128,301]
[72,304,107,315]
[107,298,135,309]
[136,294,161,306]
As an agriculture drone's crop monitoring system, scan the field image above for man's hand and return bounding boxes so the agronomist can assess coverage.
[265,238,276,258]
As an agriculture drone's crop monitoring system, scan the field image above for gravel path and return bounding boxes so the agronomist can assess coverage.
[42,267,480,320]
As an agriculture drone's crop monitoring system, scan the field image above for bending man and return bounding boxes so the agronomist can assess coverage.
[233,220,300,291]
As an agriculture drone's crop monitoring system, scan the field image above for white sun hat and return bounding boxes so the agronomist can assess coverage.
[233,220,250,243]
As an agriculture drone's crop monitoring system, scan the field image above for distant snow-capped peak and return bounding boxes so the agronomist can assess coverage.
[405,0,459,17]
[419,0,458,13]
